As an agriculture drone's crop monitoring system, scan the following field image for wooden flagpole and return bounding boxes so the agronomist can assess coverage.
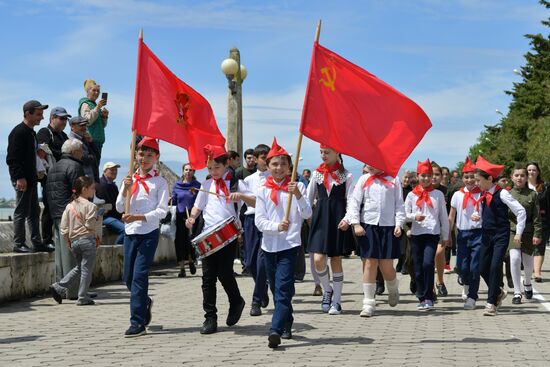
[125,28,143,214]
[283,20,321,222]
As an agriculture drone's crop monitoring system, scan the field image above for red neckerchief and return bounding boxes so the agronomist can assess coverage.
[461,186,482,211]
[131,170,158,197]
[264,176,290,206]
[214,171,231,198]
[412,184,434,209]
[483,185,501,207]
[362,173,394,189]
[316,162,341,191]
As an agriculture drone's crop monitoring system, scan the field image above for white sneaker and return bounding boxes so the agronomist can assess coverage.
[464,297,476,310]
[462,285,469,301]
[360,298,375,317]
[388,289,399,307]
[328,303,342,315]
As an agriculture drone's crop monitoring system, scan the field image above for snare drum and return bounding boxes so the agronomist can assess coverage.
[191,216,242,259]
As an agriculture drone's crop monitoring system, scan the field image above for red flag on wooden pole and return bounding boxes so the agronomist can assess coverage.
[132,38,225,170]
[300,42,432,176]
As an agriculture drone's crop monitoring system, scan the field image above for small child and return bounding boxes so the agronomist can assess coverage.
[508,163,542,305]
[186,144,255,335]
[404,159,449,311]
[116,137,169,337]
[448,157,483,309]
[255,138,312,348]
[475,155,526,316]
[50,176,101,305]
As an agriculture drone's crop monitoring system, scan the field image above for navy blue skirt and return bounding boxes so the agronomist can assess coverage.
[356,223,400,259]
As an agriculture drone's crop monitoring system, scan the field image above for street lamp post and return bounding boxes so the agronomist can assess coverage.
[221,48,247,159]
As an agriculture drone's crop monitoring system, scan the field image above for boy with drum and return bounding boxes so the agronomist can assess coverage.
[254,138,312,348]
[186,144,255,334]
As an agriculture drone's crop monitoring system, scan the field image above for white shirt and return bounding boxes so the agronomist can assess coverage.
[347,174,405,227]
[487,185,527,236]
[243,170,271,215]
[405,188,449,239]
[450,188,483,232]
[194,172,251,232]
[115,169,169,235]
[255,181,312,253]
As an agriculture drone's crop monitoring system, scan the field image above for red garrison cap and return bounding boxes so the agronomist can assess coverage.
[203,144,227,162]
[417,159,433,175]
[266,137,290,161]
[462,156,476,173]
[138,137,159,152]
[476,155,504,179]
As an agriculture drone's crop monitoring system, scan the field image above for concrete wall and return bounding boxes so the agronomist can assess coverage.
[0,228,177,303]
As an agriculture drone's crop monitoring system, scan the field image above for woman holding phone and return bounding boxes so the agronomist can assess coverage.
[79,79,109,165]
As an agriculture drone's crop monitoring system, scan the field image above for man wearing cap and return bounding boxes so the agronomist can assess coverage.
[69,116,99,182]
[96,161,125,244]
[6,100,51,253]
[37,107,70,162]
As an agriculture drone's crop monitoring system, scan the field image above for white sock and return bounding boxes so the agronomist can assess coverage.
[316,266,332,293]
[510,248,522,295]
[332,272,343,305]
[523,253,534,288]
[386,277,398,294]
[363,283,376,304]
[310,256,320,286]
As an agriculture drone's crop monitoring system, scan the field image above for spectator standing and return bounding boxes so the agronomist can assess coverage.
[6,100,50,253]
[69,116,99,182]
[79,79,108,164]
[95,162,125,244]
[36,144,56,250]
[235,148,257,180]
[37,107,70,161]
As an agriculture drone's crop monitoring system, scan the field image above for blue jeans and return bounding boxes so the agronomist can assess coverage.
[244,215,268,305]
[264,246,298,335]
[479,229,509,305]
[456,229,482,300]
[124,229,159,328]
[411,234,439,302]
[103,216,125,244]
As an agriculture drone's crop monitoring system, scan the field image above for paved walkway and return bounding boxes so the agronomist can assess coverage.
[1,254,550,366]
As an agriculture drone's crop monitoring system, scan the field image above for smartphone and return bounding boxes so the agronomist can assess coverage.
[101,92,108,104]
[97,208,106,217]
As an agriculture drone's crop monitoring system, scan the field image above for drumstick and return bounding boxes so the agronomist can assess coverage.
[190,187,227,198]
[185,207,192,236]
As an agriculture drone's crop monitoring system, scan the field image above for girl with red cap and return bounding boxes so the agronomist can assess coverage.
[306,144,354,315]
[404,159,449,311]
[185,144,255,335]
[255,138,312,348]
[346,163,405,317]
[448,156,484,309]
[116,137,169,337]
[475,155,526,316]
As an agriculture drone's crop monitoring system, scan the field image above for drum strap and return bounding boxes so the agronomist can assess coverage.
[229,172,239,214]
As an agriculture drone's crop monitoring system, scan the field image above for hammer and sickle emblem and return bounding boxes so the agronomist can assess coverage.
[319,66,336,91]
[175,91,190,126]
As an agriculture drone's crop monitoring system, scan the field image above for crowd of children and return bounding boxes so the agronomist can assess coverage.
[48,135,549,348]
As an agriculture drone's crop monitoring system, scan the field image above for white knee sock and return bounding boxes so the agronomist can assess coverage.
[310,256,320,286]
[363,283,376,305]
[332,272,343,305]
[386,277,399,294]
[523,253,534,288]
[510,248,522,295]
[316,266,333,293]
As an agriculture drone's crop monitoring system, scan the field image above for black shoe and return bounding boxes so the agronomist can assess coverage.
[401,268,409,275]
[124,325,146,338]
[524,283,533,299]
[410,281,417,295]
[261,294,269,308]
[88,291,98,299]
[44,243,56,252]
[436,283,448,297]
[189,262,197,275]
[512,294,522,304]
[178,268,186,278]
[200,318,218,334]
[268,332,281,348]
[281,328,292,340]
[376,283,385,295]
[534,277,543,283]
[14,245,31,253]
[144,297,153,326]
[250,303,262,316]
[49,285,62,304]
[457,275,464,286]
[76,299,95,306]
[227,298,245,326]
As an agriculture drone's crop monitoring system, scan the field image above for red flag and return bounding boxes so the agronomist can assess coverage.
[300,43,432,177]
[132,39,225,169]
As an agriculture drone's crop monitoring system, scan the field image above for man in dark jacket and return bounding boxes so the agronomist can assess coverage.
[68,116,99,182]
[6,100,53,253]
[46,138,85,297]
[36,107,70,161]
[96,161,125,244]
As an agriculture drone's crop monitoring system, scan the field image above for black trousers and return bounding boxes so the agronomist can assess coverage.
[40,183,53,244]
[202,241,242,320]
[174,211,197,263]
